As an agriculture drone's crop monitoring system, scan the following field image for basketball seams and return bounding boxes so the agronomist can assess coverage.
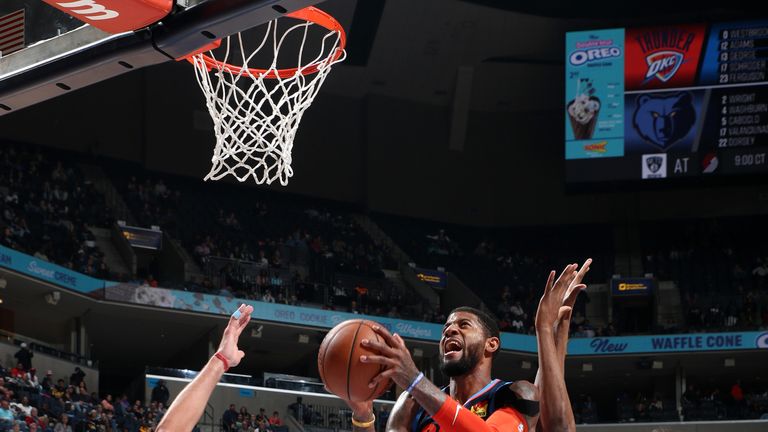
[318,323,345,385]
[346,320,365,401]
[319,319,391,402]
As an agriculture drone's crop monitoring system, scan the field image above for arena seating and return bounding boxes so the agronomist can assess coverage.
[0,142,112,280]
[110,165,424,319]
[639,216,768,332]
[373,214,614,332]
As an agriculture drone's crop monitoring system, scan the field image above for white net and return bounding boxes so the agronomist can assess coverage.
[190,14,345,185]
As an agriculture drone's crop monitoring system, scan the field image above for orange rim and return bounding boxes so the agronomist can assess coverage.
[188,6,346,79]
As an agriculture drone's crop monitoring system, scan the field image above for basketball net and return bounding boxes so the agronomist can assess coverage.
[189,8,346,185]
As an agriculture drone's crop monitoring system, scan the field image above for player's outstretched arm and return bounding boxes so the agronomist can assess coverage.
[535,259,590,432]
[156,304,253,432]
[535,260,589,432]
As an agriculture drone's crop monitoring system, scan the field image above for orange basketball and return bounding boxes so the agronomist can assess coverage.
[317,319,392,402]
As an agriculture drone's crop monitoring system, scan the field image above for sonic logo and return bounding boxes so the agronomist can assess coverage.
[584,141,608,153]
[645,51,684,82]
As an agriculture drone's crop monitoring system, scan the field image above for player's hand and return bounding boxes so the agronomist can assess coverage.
[535,263,582,331]
[555,259,591,359]
[216,303,253,368]
[360,325,420,391]
[559,258,591,324]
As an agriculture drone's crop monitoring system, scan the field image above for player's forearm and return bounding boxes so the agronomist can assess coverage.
[408,377,448,416]
[156,356,225,432]
[536,328,575,432]
[535,318,569,386]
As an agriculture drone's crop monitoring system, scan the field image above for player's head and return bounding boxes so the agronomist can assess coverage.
[439,306,500,377]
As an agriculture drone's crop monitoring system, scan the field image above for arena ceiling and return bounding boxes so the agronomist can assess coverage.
[317,0,766,111]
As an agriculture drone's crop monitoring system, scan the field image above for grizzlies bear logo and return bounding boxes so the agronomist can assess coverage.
[632,92,696,150]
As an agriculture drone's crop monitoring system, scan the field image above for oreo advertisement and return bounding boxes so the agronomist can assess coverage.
[565,28,625,160]
[566,20,768,183]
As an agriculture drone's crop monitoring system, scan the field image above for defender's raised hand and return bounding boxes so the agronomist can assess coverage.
[216,303,254,369]
[536,264,579,331]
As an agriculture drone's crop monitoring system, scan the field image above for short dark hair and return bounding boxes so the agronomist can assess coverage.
[449,306,500,340]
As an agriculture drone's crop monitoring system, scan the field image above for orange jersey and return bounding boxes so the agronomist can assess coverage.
[413,379,528,432]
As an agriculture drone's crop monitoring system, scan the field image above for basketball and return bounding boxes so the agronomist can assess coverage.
[317,319,392,402]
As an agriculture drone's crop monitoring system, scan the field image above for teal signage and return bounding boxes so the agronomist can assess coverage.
[3,245,766,356]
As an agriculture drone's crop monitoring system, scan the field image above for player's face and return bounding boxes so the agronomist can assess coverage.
[439,311,487,377]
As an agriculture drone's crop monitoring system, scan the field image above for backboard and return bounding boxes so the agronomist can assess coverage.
[0,0,323,115]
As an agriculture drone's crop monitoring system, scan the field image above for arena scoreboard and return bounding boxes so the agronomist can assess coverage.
[565,20,768,183]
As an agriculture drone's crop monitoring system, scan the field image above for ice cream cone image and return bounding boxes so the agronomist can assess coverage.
[567,95,601,140]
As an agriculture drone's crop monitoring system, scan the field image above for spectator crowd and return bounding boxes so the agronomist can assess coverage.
[0,142,111,279]
[1,345,167,431]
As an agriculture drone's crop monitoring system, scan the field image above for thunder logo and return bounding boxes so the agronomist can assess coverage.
[634,28,696,83]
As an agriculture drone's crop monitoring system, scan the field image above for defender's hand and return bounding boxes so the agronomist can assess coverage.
[536,264,579,331]
[216,303,253,368]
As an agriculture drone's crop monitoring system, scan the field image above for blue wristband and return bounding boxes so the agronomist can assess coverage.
[406,372,424,394]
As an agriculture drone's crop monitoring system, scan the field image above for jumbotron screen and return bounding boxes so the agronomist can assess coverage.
[565,20,768,183]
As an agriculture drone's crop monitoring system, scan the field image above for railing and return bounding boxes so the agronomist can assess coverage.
[203,402,215,432]
[291,402,353,431]
[0,329,97,367]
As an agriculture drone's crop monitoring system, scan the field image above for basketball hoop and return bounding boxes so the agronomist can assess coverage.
[187,7,346,185]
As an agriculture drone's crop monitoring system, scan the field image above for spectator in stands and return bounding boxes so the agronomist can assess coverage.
[511,315,525,333]
[69,367,85,387]
[14,343,33,370]
[262,290,275,303]
[288,397,308,424]
[53,413,72,432]
[101,394,114,412]
[75,380,88,397]
[41,370,54,392]
[52,379,66,399]
[9,363,25,379]
[269,410,283,427]
[510,300,525,319]
[145,274,159,288]
[498,313,511,331]
[11,396,32,417]
[682,384,699,417]
[222,403,238,431]
[0,399,14,422]
[0,377,13,400]
[151,380,170,407]
[649,395,663,412]
[731,380,745,407]
[349,300,360,314]
[24,406,44,428]
[25,368,41,390]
